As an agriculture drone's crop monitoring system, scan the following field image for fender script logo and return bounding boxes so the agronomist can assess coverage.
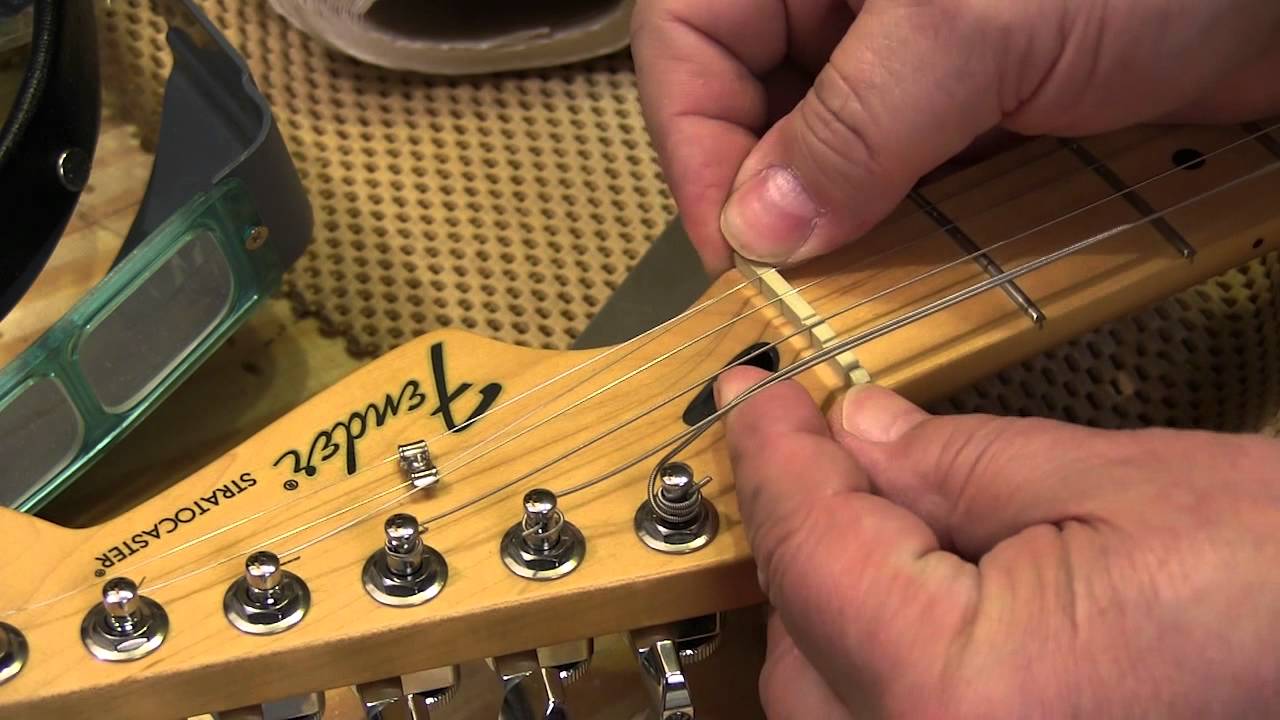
[272,342,502,478]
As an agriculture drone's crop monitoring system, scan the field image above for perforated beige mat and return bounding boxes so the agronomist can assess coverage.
[100,0,676,354]
[99,2,1280,434]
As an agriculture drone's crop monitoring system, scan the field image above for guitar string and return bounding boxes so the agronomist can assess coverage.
[53,137,1100,590]
[257,150,1280,571]
[264,158,1280,568]
[97,128,1280,596]
[336,134,1090,474]
[406,127,1280,521]
[407,125,1273,486]
[6,127,1268,611]
[554,159,1280,498]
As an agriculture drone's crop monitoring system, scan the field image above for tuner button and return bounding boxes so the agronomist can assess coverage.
[358,665,459,720]
[213,691,326,720]
[364,515,448,607]
[81,577,168,662]
[629,614,723,720]
[500,489,585,581]
[224,551,310,635]
[491,641,592,720]
[0,623,28,685]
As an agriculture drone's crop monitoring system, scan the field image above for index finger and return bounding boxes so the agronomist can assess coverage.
[630,0,849,272]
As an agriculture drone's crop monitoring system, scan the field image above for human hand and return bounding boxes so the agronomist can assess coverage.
[631,0,1280,273]
[716,366,1280,718]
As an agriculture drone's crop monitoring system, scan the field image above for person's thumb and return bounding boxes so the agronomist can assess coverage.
[719,0,1013,265]
[833,384,1152,558]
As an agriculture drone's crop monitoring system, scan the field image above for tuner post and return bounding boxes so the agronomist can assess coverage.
[0,623,27,685]
[80,577,168,662]
[363,513,448,607]
[635,462,719,554]
[500,489,585,580]
[223,550,310,635]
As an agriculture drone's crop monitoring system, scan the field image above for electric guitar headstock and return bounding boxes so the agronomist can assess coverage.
[0,121,1277,719]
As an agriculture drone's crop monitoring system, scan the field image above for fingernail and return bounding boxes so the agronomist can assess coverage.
[720,166,821,263]
[840,384,928,443]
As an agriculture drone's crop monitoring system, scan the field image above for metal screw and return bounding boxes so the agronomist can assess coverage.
[244,225,269,250]
[56,148,89,192]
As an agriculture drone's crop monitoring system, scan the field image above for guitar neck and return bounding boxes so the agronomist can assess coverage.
[771,123,1280,403]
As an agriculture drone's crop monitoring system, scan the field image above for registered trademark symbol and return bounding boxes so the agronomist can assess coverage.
[283,479,299,491]
[94,569,106,577]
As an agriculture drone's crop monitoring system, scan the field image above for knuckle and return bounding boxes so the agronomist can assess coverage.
[795,66,890,184]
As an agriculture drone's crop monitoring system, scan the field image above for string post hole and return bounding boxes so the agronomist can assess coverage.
[501,489,585,581]
[223,550,310,635]
[398,440,439,489]
[364,513,448,607]
[80,577,168,662]
[636,461,719,555]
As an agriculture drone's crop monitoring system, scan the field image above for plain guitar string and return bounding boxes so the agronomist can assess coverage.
[78,127,1280,599]
[5,126,1272,611]
[263,158,1280,570]
[554,159,1280,500]
[6,133,1105,608]
[258,137,1280,571]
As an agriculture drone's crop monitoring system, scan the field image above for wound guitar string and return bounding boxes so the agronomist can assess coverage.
[7,124,1274,611]
[245,126,1280,570]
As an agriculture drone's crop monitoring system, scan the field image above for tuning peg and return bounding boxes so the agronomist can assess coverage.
[224,550,310,635]
[490,639,593,720]
[80,577,169,662]
[500,489,586,580]
[363,513,448,607]
[357,664,459,719]
[628,614,722,720]
[212,692,325,720]
[0,622,27,684]
[635,462,719,554]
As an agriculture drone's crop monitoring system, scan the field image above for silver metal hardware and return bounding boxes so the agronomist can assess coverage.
[629,614,723,720]
[636,461,719,554]
[244,225,270,251]
[500,488,585,580]
[491,640,592,720]
[398,440,439,489]
[214,692,326,720]
[79,577,168,662]
[56,147,89,192]
[0,623,27,685]
[363,513,448,607]
[358,665,459,719]
[223,550,310,635]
